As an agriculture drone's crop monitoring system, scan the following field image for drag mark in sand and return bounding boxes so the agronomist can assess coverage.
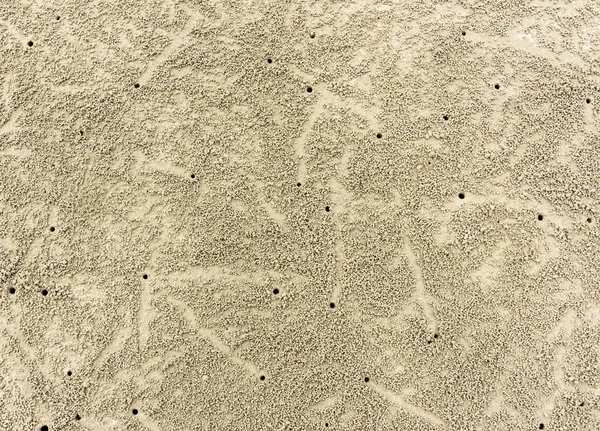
[0,108,22,134]
[328,178,351,306]
[403,235,437,333]
[371,382,446,427]
[137,8,202,86]
[197,328,260,377]
[93,325,133,368]
[294,92,326,183]
[138,279,156,353]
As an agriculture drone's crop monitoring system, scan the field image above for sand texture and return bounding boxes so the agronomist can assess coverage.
[2,1,600,430]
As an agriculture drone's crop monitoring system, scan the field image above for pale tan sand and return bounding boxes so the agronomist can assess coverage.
[1,1,600,430]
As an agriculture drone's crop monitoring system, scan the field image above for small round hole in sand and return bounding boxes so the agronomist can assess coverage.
[325,423,329,428]
[329,302,335,308]
[260,375,265,381]
[458,193,465,199]
[41,426,48,431]
[28,41,34,47]
[427,339,432,344]
[191,174,195,179]
[587,217,592,223]
[325,206,331,212]
[42,289,48,296]
[580,401,585,407]
[461,31,466,36]
[586,98,591,104]
[9,287,15,294]
[267,58,272,64]
[134,83,140,89]
[80,130,84,136]
[494,84,500,90]
[376,133,382,139]
[297,182,301,187]
[132,409,138,415]
[50,226,55,232]
[273,288,279,295]
[67,371,72,376]
[538,214,543,221]
[443,115,449,121]
[364,377,370,383]
[142,274,148,280]
[75,415,81,421]
[56,16,60,20]
[307,86,313,93]
[434,333,439,339]
[539,424,544,430]
[310,32,316,38]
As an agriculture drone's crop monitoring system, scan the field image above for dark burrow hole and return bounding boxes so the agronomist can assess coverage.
[41,426,48,431]
[297,182,301,187]
[325,423,329,428]
[75,414,81,421]
[458,193,465,199]
[580,401,585,407]
[190,174,195,179]
[28,41,34,47]
[307,86,313,93]
[434,333,439,339]
[143,274,148,279]
[376,133,382,139]
[134,83,140,88]
[132,409,138,415]
[539,424,544,430]
[329,302,335,308]
[9,287,15,294]
[310,32,316,38]
[273,288,279,295]
[586,98,591,104]
[364,377,370,383]
[587,217,592,223]
[538,214,543,221]
[325,206,331,212]
[260,375,265,381]
[67,371,72,376]
[42,289,48,296]
[57,16,60,20]
[494,84,500,90]
[461,31,466,36]
[428,339,433,344]
[267,58,272,64]
[80,130,84,136]
[50,226,55,232]
[443,115,449,121]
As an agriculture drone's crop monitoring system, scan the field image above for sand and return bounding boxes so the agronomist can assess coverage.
[1,1,600,430]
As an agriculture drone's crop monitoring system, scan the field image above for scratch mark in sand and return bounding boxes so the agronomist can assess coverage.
[328,177,352,305]
[3,72,14,110]
[0,20,26,46]
[294,92,326,183]
[0,109,22,134]
[93,325,133,367]
[371,382,446,427]
[165,296,198,330]
[138,282,156,353]
[309,394,342,411]
[197,328,260,376]
[137,9,202,86]
[403,235,436,333]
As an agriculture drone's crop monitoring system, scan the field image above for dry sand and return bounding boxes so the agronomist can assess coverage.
[1,1,600,430]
